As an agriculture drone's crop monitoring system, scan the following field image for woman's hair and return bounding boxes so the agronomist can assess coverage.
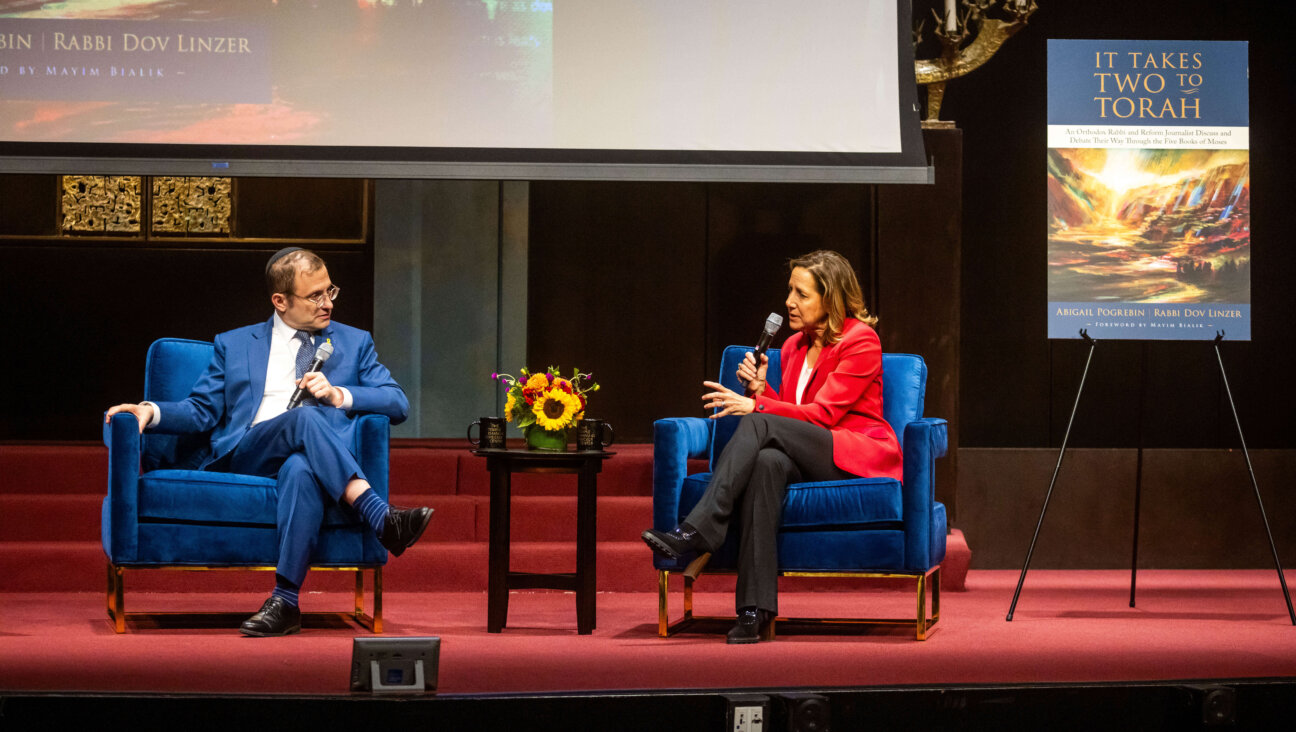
[788,249,876,344]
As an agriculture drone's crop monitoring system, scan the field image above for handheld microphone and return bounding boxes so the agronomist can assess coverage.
[287,340,334,409]
[746,313,783,393]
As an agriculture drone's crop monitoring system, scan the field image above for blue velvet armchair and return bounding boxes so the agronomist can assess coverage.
[102,338,390,632]
[652,346,948,639]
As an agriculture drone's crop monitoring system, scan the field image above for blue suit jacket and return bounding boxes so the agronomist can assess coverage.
[151,316,408,470]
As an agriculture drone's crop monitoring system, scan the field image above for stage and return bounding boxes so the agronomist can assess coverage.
[3,570,1295,721]
[3,445,1295,727]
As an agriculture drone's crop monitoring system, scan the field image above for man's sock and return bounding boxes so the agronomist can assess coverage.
[353,488,390,537]
[271,576,300,608]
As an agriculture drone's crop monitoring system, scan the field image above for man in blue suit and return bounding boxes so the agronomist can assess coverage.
[106,248,431,636]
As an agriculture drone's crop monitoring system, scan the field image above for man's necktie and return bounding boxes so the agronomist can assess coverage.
[293,330,319,408]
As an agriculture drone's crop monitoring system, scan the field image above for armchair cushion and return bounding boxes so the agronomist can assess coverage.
[136,470,362,529]
[681,473,903,529]
[781,476,903,529]
[137,470,277,527]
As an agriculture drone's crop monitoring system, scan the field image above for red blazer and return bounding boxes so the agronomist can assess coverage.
[751,318,903,481]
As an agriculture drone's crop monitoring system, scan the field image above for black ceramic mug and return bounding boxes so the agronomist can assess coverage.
[576,418,615,451]
[468,417,508,449]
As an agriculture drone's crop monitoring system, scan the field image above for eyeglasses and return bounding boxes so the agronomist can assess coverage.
[289,285,340,307]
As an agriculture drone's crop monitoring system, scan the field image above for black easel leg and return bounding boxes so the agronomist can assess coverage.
[1130,443,1143,608]
[1214,340,1296,625]
[1007,333,1097,621]
[1130,342,1148,608]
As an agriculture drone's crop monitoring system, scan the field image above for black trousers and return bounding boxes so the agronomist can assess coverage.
[683,413,859,613]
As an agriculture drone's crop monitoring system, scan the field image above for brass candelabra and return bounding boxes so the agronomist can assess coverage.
[915,0,1038,128]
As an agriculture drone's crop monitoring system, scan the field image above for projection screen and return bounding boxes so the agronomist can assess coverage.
[0,0,929,183]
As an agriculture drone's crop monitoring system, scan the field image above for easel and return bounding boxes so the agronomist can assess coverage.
[1006,330,1295,624]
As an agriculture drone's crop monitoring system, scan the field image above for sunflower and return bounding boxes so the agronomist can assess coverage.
[532,388,583,430]
[504,393,518,422]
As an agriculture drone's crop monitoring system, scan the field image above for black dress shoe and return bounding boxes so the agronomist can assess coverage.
[641,525,706,560]
[381,505,433,557]
[726,607,775,645]
[239,596,301,637]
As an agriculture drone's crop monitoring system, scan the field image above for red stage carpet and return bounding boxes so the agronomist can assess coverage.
[1,569,1293,697]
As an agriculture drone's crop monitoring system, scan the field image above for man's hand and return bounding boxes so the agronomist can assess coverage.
[297,371,343,407]
[105,403,155,434]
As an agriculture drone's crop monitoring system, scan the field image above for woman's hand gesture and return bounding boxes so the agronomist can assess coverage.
[702,381,755,419]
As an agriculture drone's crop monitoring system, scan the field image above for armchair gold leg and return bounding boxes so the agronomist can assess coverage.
[354,570,364,615]
[683,574,695,619]
[107,562,125,633]
[932,566,941,623]
[916,571,928,641]
[915,566,940,640]
[351,567,384,633]
[372,566,383,633]
[657,570,670,637]
[658,569,711,637]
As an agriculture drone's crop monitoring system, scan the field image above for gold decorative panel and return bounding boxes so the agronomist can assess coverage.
[151,177,232,235]
[60,176,141,234]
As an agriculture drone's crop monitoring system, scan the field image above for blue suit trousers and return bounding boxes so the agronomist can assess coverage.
[224,407,369,586]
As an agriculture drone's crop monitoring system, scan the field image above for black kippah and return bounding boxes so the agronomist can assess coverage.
[266,246,303,275]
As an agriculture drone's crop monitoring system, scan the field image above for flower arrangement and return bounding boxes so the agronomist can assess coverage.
[493,366,599,448]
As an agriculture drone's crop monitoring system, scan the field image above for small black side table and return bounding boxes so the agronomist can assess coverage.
[471,448,614,634]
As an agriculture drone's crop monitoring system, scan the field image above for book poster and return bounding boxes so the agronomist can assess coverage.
[1047,40,1250,340]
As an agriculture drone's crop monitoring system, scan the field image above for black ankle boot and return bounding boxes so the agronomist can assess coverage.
[641,525,706,560]
[726,607,775,645]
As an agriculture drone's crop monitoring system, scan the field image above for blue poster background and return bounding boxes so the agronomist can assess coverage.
[1047,39,1248,127]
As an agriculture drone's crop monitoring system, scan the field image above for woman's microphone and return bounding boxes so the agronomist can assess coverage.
[745,313,783,394]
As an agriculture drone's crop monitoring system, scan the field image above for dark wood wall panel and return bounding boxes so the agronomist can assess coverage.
[704,183,875,383]
[1044,339,1243,450]
[0,175,58,236]
[235,178,367,240]
[0,245,372,441]
[959,448,1296,569]
[527,181,709,443]
[878,129,962,515]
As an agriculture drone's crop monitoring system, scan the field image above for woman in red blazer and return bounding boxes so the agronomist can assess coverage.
[643,250,901,643]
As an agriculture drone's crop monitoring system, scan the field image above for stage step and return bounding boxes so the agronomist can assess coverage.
[0,536,969,594]
[399,443,668,498]
[0,493,655,543]
[0,540,662,594]
[0,443,672,497]
[0,444,106,495]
